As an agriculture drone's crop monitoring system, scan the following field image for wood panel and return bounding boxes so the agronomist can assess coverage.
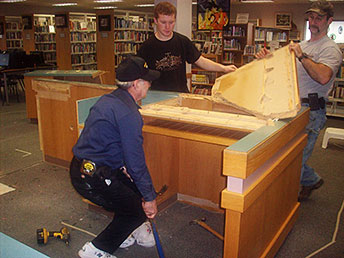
[24,76,53,121]
[22,14,35,54]
[222,132,307,258]
[33,79,116,166]
[0,16,6,50]
[96,10,115,85]
[55,13,71,70]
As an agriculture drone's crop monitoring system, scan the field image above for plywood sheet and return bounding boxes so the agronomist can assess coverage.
[212,45,300,119]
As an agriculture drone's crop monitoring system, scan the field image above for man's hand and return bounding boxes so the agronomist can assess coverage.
[142,199,158,219]
[255,47,271,59]
[288,42,303,59]
[223,64,237,73]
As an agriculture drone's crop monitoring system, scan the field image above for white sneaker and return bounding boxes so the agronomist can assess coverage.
[132,221,156,248]
[78,242,117,258]
[119,234,135,248]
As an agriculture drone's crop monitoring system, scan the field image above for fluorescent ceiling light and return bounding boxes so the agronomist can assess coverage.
[52,2,77,6]
[94,0,122,3]
[135,3,154,7]
[0,0,26,2]
[94,6,118,9]
[241,0,274,2]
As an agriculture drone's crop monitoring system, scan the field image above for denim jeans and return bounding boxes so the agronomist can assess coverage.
[300,104,326,186]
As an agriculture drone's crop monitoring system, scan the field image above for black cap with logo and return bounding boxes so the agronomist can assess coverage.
[116,56,160,82]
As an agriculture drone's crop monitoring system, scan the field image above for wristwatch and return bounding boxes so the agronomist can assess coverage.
[297,52,308,62]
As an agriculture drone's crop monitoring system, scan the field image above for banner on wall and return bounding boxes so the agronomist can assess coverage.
[197,0,230,30]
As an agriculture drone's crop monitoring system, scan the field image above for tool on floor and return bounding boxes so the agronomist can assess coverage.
[36,227,70,245]
[150,184,168,258]
[189,217,224,241]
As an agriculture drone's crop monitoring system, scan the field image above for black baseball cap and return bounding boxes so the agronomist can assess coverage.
[116,56,160,82]
[305,0,334,18]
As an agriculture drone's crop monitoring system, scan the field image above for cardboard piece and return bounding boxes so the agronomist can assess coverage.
[212,45,300,119]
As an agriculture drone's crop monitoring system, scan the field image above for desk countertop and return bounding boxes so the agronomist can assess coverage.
[24,70,105,77]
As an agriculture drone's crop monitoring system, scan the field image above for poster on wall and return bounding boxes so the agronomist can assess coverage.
[197,0,230,30]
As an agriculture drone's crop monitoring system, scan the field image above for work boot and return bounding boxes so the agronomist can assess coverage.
[78,242,117,258]
[119,234,135,248]
[132,221,155,247]
[298,179,324,201]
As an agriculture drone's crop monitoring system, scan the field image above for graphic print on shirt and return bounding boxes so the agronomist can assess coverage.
[155,52,182,71]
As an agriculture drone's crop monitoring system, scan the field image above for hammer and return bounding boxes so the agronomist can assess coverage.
[189,217,224,241]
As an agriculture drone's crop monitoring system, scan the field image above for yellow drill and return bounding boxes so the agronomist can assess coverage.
[36,227,70,245]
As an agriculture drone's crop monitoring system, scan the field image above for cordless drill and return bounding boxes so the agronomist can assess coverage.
[36,227,70,245]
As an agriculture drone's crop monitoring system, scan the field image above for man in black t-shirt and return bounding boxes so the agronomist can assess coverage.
[137,1,237,93]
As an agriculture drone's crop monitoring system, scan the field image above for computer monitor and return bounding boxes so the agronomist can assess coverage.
[0,52,10,67]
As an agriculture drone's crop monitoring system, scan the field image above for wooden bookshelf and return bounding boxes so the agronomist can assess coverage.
[34,14,56,65]
[222,23,254,67]
[70,13,97,70]
[113,10,153,68]
[22,14,35,54]
[4,16,23,51]
[254,26,290,53]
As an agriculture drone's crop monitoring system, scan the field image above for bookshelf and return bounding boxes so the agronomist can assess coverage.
[191,53,222,95]
[222,23,254,67]
[113,10,154,68]
[70,13,97,70]
[5,16,23,51]
[327,78,344,118]
[254,26,289,53]
[34,14,56,65]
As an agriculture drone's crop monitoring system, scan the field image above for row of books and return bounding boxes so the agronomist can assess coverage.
[223,39,242,50]
[114,31,150,42]
[35,33,56,42]
[192,87,211,96]
[6,22,22,31]
[6,40,22,48]
[71,54,96,65]
[114,42,139,54]
[35,43,56,51]
[70,21,96,31]
[42,52,56,62]
[6,31,22,39]
[35,25,55,33]
[331,85,344,99]
[70,31,96,42]
[114,17,152,30]
[71,43,96,53]
[224,26,246,37]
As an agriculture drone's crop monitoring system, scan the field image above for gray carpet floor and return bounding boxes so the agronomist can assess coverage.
[0,93,343,258]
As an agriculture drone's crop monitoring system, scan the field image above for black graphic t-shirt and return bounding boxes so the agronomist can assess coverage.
[137,32,201,92]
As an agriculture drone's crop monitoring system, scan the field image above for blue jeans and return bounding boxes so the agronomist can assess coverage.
[300,104,326,186]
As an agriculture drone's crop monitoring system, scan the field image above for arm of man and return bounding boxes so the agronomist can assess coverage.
[194,55,237,73]
[289,42,333,85]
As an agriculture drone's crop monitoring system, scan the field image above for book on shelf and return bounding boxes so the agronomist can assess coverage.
[192,74,209,84]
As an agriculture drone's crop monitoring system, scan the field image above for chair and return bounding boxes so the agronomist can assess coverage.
[322,127,344,149]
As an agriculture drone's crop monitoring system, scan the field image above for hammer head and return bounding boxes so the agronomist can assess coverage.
[189,217,207,225]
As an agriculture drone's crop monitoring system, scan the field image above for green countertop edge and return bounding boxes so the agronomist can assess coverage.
[24,70,104,77]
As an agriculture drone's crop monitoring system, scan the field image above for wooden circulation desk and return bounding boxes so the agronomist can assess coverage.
[33,80,309,258]
[140,93,309,258]
[25,70,107,121]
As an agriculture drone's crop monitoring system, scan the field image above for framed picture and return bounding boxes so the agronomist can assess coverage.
[98,15,111,32]
[55,14,68,28]
[22,15,32,30]
[197,0,230,30]
[275,13,292,28]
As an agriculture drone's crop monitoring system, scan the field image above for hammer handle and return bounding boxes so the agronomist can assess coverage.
[197,221,224,241]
